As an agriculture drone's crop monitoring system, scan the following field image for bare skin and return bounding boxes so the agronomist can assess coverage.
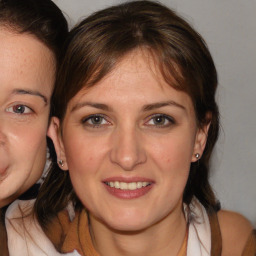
[49,49,253,256]
[0,27,55,207]
[49,49,209,256]
[218,210,253,256]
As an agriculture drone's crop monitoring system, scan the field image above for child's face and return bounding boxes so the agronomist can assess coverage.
[0,28,55,207]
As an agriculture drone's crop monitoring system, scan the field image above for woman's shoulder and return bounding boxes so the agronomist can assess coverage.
[217,209,255,256]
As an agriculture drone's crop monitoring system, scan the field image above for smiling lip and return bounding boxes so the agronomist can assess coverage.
[103,177,154,199]
[0,156,9,176]
[0,164,8,175]
[0,167,8,181]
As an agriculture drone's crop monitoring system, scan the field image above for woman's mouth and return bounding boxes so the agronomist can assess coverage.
[103,179,154,199]
[104,181,151,190]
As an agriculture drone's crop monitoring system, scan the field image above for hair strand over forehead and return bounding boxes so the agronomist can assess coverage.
[0,0,68,60]
[35,0,220,229]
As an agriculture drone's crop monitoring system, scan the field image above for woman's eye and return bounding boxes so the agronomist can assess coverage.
[6,105,33,114]
[82,115,110,127]
[146,114,175,127]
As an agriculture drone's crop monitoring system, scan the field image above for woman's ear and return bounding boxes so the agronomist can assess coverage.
[47,117,68,171]
[191,114,211,162]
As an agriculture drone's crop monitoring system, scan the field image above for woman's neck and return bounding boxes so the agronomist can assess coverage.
[89,206,187,256]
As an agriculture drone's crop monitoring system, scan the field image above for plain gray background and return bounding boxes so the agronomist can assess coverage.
[53,0,256,226]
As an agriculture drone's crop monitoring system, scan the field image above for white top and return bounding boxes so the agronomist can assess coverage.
[6,198,211,256]
[6,200,79,256]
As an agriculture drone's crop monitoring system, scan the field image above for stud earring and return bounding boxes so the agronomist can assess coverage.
[58,159,64,167]
[195,153,200,159]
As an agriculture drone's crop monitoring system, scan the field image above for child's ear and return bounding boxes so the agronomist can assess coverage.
[191,113,211,162]
[47,117,68,171]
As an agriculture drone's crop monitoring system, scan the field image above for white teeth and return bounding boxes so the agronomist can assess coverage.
[120,182,128,189]
[142,182,148,187]
[128,182,137,190]
[137,182,142,188]
[114,181,120,189]
[106,181,151,190]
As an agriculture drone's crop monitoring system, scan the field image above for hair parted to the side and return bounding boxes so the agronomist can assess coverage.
[0,0,68,247]
[0,0,68,62]
[35,0,220,230]
[0,0,68,189]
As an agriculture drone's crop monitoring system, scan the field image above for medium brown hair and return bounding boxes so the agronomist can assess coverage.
[0,0,68,62]
[35,0,220,229]
[0,0,68,248]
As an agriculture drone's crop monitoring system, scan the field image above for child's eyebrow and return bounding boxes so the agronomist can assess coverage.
[12,88,48,105]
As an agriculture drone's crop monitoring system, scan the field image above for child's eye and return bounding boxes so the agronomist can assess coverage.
[145,114,175,127]
[82,114,110,127]
[6,104,33,114]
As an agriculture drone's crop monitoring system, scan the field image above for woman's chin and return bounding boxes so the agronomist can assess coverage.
[106,220,149,233]
[96,212,155,233]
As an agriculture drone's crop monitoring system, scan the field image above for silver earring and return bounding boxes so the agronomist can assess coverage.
[58,159,64,167]
[195,153,200,159]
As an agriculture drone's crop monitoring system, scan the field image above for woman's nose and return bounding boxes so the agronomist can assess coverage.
[109,127,147,171]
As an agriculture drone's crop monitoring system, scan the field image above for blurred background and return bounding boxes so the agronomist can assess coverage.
[53,0,256,226]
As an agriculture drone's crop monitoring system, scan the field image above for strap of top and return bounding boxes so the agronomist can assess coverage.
[208,210,256,256]
[0,208,9,256]
[0,225,9,256]
[242,229,256,256]
[208,210,222,256]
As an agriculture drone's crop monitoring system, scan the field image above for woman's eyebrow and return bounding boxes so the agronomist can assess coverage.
[71,101,186,112]
[142,101,186,112]
[12,88,48,104]
[71,102,113,112]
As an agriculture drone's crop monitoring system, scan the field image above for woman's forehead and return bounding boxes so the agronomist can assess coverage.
[66,51,194,116]
[74,48,183,95]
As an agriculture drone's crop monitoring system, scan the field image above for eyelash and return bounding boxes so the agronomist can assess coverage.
[81,113,175,129]
[145,114,175,128]
[6,104,34,115]
[81,114,111,128]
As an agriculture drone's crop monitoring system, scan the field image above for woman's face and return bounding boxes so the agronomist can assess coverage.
[0,28,55,207]
[51,50,208,232]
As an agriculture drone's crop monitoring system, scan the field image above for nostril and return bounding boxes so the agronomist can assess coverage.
[110,147,147,171]
[109,129,147,171]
